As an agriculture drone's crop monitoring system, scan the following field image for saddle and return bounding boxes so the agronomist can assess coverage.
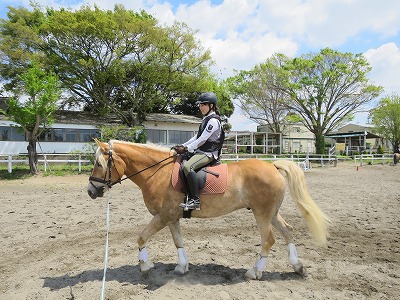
[171,155,228,194]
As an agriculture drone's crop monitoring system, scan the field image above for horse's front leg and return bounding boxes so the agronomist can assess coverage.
[168,220,189,275]
[137,214,166,275]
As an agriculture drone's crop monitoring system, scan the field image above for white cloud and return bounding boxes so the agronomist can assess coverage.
[227,108,258,132]
[364,43,400,95]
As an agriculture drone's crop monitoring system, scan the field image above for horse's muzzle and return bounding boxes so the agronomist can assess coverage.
[87,182,105,199]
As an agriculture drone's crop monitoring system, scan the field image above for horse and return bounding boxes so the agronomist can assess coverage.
[87,139,330,280]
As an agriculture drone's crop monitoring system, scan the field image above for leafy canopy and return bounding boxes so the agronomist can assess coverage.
[6,63,61,135]
[369,94,400,152]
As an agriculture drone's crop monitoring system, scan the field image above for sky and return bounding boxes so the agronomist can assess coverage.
[1,0,400,131]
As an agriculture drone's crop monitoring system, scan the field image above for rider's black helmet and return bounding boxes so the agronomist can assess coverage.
[196,92,218,105]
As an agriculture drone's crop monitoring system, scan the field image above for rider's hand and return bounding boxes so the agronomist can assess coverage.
[171,145,187,154]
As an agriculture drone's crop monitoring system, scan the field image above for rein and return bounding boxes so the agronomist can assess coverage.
[89,144,177,188]
[117,154,177,185]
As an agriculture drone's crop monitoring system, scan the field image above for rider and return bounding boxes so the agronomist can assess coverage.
[172,92,224,210]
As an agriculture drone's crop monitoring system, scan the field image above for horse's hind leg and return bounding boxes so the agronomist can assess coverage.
[245,215,275,280]
[272,212,305,275]
[168,220,189,275]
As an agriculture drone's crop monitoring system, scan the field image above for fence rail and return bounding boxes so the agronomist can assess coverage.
[1,152,351,174]
[0,153,92,173]
[353,154,394,166]
[221,153,338,169]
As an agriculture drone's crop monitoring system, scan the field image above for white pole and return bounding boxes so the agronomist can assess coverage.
[8,155,12,173]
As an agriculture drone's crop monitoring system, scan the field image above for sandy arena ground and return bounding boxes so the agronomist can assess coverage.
[0,161,399,300]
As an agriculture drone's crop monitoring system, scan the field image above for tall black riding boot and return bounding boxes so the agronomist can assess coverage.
[179,170,200,211]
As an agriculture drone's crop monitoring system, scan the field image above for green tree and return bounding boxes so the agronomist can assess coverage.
[100,124,147,143]
[6,63,61,174]
[0,5,218,125]
[172,76,235,131]
[369,94,400,152]
[39,5,159,123]
[226,54,290,133]
[284,48,382,153]
[117,21,214,123]
[0,6,45,91]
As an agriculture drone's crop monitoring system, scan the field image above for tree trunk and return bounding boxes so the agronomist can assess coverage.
[315,132,325,154]
[27,137,39,175]
[393,142,400,154]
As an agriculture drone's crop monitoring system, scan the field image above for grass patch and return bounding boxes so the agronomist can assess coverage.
[0,163,93,180]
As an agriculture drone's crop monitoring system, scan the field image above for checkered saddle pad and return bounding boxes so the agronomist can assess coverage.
[171,156,228,194]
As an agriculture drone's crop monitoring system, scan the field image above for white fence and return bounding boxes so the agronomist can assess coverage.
[0,153,92,173]
[2,152,342,174]
[221,153,337,169]
[353,154,394,166]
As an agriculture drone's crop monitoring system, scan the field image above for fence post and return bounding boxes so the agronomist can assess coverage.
[8,155,12,173]
[78,154,82,173]
[44,154,47,172]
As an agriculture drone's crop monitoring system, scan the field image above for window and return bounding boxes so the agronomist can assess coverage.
[38,129,52,142]
[168,130,193,145]
[79,129,100,142]
[0,126,9,140]
[0,126,25,141]
[11,127,25,141]
[65,129,77,142]
[146,129,167,144]
[0,126,100,142]
[54,129,64,141]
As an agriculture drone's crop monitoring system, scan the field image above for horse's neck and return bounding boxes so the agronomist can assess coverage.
[115,143,173,186]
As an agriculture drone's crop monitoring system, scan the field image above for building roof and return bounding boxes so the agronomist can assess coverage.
[145,113,201,124]
[0,96,202,126]
[325,131,381,139]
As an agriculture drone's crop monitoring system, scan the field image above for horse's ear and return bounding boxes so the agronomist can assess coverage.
[94,138,107,152]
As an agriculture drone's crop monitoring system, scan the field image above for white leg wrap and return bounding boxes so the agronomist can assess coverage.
[287,243,299,266]
[138,247,154,274]
[175,247,189,274]
[177,248,188,266]
[139,247,149,262]
[255,254,268,271]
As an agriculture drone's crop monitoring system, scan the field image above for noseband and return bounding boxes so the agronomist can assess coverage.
[89,144,121,192]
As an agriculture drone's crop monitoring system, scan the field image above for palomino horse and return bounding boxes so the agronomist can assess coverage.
[87,140,330,280]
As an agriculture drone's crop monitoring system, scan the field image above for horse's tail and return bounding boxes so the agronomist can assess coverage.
[273,160,330,246]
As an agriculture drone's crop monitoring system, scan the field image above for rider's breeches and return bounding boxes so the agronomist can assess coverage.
[182,153,214,176]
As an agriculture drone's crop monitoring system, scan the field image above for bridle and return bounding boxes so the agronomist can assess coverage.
[89,143,177,192]
[88,143,121,193]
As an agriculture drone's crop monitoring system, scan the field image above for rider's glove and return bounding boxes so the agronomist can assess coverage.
[171,145,187,154]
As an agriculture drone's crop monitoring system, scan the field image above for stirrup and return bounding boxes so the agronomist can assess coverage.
[179,198,200,211]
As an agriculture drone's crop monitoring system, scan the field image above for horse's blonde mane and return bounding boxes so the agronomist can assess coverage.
[95,147,108,169]
[110,140,170,153]
[95,140,171,169]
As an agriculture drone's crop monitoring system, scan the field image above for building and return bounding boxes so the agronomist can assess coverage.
[257,123,316,154]
[325,123,382,155]
[0,98,201,154]
[224,131,282,154]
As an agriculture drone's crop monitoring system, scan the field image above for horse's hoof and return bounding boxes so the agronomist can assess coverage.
[293,262,307,276]
[174,263,189,275]
[244,267,263,280]
[139,260,154,275]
